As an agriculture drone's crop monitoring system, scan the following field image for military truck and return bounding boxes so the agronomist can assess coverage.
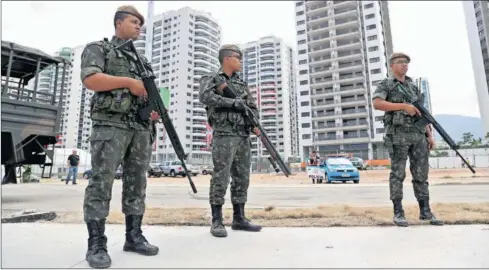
[1,40,70,184]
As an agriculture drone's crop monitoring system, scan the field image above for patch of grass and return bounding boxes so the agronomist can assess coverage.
[49,202,489,227]
[441,175,453,179]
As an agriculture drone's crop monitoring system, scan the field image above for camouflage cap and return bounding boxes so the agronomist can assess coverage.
[115,5,145,26]
[389,52,410,63]
[219,44,242,56]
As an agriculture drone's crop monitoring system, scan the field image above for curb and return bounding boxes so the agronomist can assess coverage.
[1,210,57,223]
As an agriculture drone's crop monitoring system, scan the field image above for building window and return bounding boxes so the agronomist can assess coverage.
[371,69,381,74]
[367,35,378,41]
[299,69,308,75]
[364,3,374,9]
[296,11,304,16]
[366,24,376,30]
[296,20,305,26]
[369,57,380,63]
[368,46,379,52]
[296,1,303,6]
[365,13,375,19]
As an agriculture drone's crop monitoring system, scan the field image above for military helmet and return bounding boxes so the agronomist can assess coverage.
[219,44,242,56]
[115,5,145,26]
[389,52,410,64]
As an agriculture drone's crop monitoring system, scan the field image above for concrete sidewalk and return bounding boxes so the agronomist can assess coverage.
[2,223,488,268]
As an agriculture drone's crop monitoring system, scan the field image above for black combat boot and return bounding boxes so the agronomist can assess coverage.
[210,204,227,237]
[418,199,444,225]
[231,203,262,232]
[86,219,111,269]
[392,199,408,227]
[123,215,159,255]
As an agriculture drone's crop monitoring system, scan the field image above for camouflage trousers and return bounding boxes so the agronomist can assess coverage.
[83,125,151,222]
[385,132,430,201]
[209,135,251,205]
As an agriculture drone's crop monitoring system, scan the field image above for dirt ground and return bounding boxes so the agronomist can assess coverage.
[150,167,489,185]
[50,202,489,227]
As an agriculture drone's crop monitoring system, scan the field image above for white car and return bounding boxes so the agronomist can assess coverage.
[159,160,199,177]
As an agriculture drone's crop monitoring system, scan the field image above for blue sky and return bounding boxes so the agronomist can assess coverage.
[2,1,480,118]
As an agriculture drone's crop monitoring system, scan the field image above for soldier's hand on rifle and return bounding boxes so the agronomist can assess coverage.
[403,104,421,116]
[252,127,261,136]
[128,78,148,98]
[149,110,160,121]
[427,136,436,150]
[233,100,246,112]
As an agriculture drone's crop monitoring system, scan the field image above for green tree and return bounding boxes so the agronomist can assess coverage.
[470,138,482,147]
[485,132,489,145]
[462,132,474,145]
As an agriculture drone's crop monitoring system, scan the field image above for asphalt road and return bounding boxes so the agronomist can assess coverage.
[2,223,488,268]
[2,182,489,214]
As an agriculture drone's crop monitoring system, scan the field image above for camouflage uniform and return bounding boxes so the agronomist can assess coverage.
[199,44,262,237]
[373,52,443,227]
[80,5,158,269]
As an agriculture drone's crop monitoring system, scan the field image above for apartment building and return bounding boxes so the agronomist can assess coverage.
[294,0,393,160]
[239,36,299,162]
[133,7,222,164]
[415,77,432,113]
[463,1,489,135]
[35,45,93,151]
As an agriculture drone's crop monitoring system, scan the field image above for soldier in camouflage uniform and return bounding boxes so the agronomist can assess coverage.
[372,52,443,227]
[199,45,262,238]
[80,5,159,269]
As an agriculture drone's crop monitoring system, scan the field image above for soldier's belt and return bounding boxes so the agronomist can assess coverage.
[393,126,421,133]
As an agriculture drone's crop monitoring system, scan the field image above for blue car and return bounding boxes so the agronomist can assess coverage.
[323,158,360,184]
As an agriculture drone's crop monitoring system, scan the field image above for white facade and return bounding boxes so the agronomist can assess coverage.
[463,1,489,135]
[133,7,222,165]
[294,0,393,160]
[35,45,91,151]
[239,36,299,161]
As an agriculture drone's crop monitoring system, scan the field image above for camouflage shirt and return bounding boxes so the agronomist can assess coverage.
[372,76,425,135]
[198,68,259,136]
[80,35,154,130]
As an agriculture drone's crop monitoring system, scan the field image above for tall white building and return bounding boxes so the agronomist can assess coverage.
[415,77,432,113]
[133,7,222,164]
[238,36,300,162]
[463,1,489,135]
[35,45,93,151]
[294,0,393,160]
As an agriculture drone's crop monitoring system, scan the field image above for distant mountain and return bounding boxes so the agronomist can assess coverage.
[432,114,485,142]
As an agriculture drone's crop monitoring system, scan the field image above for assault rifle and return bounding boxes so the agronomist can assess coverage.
[395,82,476,174]
[118,40,198,193]
[215,80,292,177]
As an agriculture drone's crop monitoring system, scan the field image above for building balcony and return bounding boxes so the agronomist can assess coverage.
[314,133,369,145]
[192,140,207,146]
[309,55,334,67]
[193,114,207,121]
[261,84,275,90]
[192,122,207,129]
[262,109,277,116]
[195,25,215,37]
[340,97,366,107]
[195,17,219,32]
[192,131,206,137]
[314,109,367,121]
[261,103,276,109]
[311,100,336,110]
